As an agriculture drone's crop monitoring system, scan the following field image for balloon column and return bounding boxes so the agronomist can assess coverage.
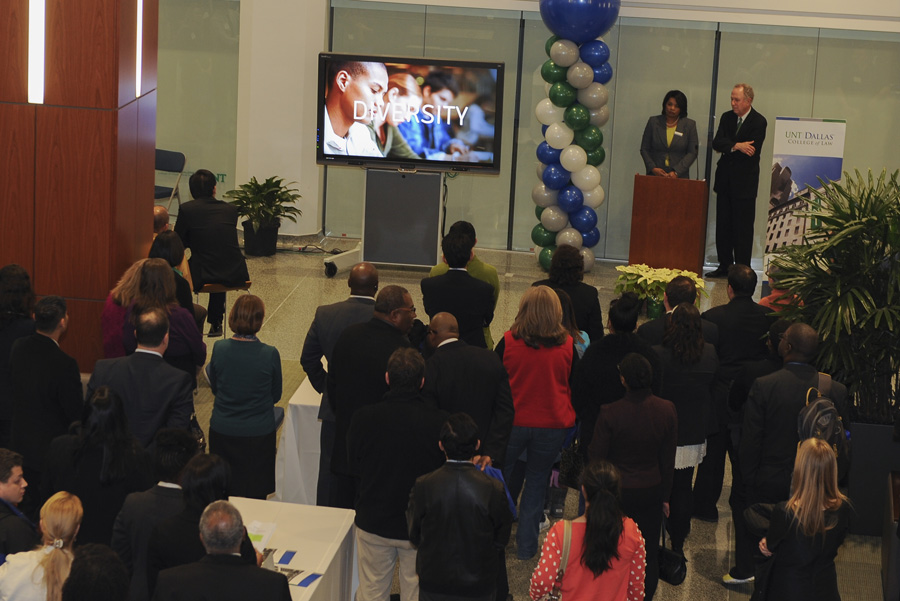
[531,0,619,272]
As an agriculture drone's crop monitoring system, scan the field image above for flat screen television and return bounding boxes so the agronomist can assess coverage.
[316,52,504,174]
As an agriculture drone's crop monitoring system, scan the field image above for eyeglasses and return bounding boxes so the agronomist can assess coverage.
[397,306,416,314]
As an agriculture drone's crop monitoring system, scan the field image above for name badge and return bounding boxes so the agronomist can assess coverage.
[673,131,683,137]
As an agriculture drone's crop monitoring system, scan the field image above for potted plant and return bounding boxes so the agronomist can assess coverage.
[224,176,302,257]
[770,168,900,536]
[614,264,708,318]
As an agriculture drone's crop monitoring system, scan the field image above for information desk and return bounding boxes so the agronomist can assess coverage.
[230,497,356,601]
[274,376,323,504]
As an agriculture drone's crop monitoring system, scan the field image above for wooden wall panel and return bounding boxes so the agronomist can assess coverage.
[114,101,139,287]
[59,298,104,373]
[33,106,115,298]
[0,104,35,272]
[135,91,157,259]
[142,0,159,95]
[117,0,137,109]
[0,0,28,103]
[44,0,118,109]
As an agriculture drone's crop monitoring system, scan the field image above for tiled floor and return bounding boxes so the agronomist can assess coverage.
[192,237,882,601]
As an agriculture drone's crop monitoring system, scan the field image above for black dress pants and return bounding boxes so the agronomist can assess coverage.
[622,484,662,601]
[715,192,757,268]
[207,291,226,326]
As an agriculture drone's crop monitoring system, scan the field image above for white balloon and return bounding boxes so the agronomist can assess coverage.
[572,165,601,191]
[577,83,609,109]
[590,105,610,128]
[544,82,552,96]
[549,39,580,67]
[580,247,596,272]
[536,162,547,180]
[582,185,606,209]
[535,98,565,126]
[559,145,588,173]
[556,227,584,249]
[544,122,574,150]
[531,182,558,208]
[566,61,594,89]
[534,244,544,261]
[540,205,569,232]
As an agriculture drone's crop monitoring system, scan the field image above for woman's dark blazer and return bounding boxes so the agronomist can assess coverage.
[653,343,718,447]
[640,115,699,179]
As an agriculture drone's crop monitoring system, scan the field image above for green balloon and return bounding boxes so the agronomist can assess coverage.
[540,59,567,84]
[564,104,590,131]
[545,35,560,57]
[535,205,545,220]
[548,82,576,108]
[531,223,556,247]
[538,245,557,271]
[574,125,603,151]
[586,146,606,166]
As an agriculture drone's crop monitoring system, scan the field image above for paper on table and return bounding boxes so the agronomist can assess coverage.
[246,520,276,551]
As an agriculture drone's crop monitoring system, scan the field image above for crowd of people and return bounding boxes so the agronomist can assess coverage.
[0,171,854,600]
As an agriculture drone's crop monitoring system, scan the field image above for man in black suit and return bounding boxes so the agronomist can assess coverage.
[422,313,513,470]
[300,262,378,506]
[707,83,767,277]
[152,500,290,601]
[636,275,719,346]
[326,285,415,509]
[112,429,199,601]
[87,307,194,447]
[174,169,250,337]
[348,349,447,601]
[421,231,494,348]
[9,295,82,515]
[0,448,40,565]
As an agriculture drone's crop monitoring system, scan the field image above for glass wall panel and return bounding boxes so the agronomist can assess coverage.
[814,29,900,175]
[712,24,818,269]
[157,0,241,205]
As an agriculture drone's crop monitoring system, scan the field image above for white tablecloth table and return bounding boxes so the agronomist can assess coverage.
[274,377,323,504]
[231,497,356,601]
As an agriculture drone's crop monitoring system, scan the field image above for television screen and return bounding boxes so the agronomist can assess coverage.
[316,52,505,174]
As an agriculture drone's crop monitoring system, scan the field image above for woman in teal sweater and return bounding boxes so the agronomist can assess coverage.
[206,294,282,499]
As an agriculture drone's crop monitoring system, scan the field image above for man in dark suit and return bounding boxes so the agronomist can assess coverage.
[707,83,767,277]
[0,448,40,565]
[9,295,83,515]
[87,307,194,447]
[152,500,290,601]
[348,349,447,601]
[422,313,513,470]
[300,262,378,506]
[421,231,494,348]
[111,429,199,601]
[174,169,250,337]
[326,285,415,509]
[636,275,719,346]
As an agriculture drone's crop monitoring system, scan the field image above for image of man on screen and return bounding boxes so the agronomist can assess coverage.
[323,61,388,157]
[398,71,469,160]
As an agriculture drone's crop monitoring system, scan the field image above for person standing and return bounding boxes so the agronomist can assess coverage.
[706,83,767,277]
[640,90,699,179]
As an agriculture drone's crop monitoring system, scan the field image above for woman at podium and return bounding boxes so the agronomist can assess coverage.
[640,90,699,179]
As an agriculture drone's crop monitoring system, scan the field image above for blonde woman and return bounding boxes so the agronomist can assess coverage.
[101,259,147,358]
[369,73,423,159]
[496,285,577,560]
[757,438,849,601]
[0,492,83,601]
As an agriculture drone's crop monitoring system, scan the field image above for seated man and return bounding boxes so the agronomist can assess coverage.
[0,448,39,565]
[152,500,290,601]
[397,70,469,159]
[421,231,494,348]
[174,169,250,337]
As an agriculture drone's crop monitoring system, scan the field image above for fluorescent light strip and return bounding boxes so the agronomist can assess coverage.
[27,0,45,104]
[136,0,143,97]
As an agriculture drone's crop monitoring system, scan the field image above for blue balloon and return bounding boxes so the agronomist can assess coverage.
[580,40,610,67]
[581,227,600,248]
[539,0,621,45]
[593,62,613,84]
[569,206,598,232]
[536,141,562,165]
[542,163,571,190]
[541,124,549,136]
[557,185,584,213]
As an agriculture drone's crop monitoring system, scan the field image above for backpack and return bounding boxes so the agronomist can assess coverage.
[798,373,850,480]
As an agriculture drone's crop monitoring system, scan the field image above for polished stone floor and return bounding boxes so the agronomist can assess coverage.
[191,238,881,601]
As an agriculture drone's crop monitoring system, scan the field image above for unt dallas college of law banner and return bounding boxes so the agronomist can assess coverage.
[766,117,846,263]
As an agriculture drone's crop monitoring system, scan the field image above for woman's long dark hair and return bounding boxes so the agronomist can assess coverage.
[0,264,36,329]
[77,386,140,484]
[581,461,625,576]
[180,454,232,514]
[662,302,704,365]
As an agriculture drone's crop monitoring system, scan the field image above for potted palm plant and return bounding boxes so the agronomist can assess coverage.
[770,168,900,536]
[224,176,302,257]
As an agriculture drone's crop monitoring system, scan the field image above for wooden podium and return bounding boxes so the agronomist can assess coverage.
[629,174,709,273]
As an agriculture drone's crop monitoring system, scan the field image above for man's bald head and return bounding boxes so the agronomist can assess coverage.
[153,206,170,234]
[780,322,818,362]
[428,312,459,348]
[348,262,378,297]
